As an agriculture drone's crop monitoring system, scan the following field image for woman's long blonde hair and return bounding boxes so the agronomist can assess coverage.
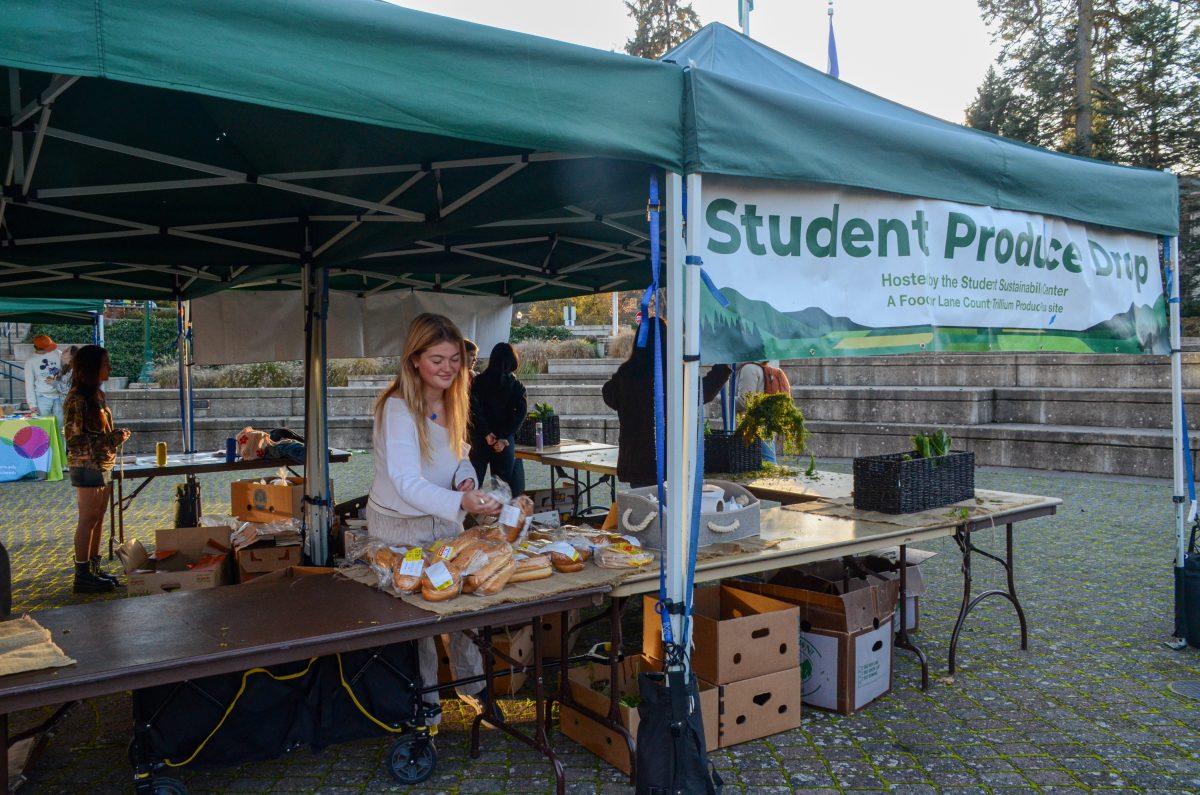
[374,313,470,461]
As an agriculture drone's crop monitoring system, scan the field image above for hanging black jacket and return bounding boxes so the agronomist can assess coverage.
[469,371,528,444]
[602,363,731,487]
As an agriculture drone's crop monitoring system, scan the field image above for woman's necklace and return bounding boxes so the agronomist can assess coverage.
[429,401,443,421]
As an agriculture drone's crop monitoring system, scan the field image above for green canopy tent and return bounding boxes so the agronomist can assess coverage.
[0,297,104,325]
[0,0,692,573]
[0,5,1189,772]
[657,24,1184,657]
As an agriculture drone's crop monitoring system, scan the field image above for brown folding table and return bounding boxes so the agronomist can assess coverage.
[0,573,607,793]
[108,449,353,555]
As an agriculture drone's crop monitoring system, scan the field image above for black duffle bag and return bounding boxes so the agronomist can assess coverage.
[635,671,722,795]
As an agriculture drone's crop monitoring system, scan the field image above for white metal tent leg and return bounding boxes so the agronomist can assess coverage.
[303,261,332,565]
[664,172,691,668]
[680,173,704,654]
[1169,236,1188,639]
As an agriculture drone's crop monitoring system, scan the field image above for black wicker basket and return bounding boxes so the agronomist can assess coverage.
[703,430,763,474]
[516,414,560,447]
[853,450,975,514]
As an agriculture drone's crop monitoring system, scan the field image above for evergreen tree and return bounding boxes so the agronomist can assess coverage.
[624,0,702,60]
[969,0,1199,171]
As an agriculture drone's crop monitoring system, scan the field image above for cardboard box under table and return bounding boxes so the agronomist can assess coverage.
[230,475,305,523]
[643,585,798,685]
[854,549,934,633]
[561,653,720,773]
[117,526,233,596]
[235,541,303,583]
[434,625,534,697]
[730,571,899,715]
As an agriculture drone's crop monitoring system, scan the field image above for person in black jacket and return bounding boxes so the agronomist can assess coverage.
[469,342,528,495]
[602,317,731,488]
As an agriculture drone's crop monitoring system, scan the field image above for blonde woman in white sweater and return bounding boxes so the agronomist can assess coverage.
[368,313,502,720]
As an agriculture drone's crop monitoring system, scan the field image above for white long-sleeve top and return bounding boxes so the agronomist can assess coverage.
[24,349,62,406]
[368,396,476,523]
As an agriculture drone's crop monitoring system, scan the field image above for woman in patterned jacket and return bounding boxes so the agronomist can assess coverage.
[62,345,131,594]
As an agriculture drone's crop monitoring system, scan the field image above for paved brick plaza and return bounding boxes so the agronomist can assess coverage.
[5,456,1200,793]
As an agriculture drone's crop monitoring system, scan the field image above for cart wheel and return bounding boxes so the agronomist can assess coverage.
[387,735,437,784]
[152,777,189,795]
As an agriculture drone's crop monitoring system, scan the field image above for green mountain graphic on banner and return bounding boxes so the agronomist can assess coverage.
[700,288,1168,364]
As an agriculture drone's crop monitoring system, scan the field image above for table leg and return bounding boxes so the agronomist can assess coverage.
[892,545,929,691]
[117,475,126,549]
[0,713,8,789]
[470,623,567,794]
[948,523,1028,674]
[108,481,117,560]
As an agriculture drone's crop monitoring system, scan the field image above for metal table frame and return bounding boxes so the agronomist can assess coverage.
[107,450,351,556]
[0,575,604,793]
[547,498,1058,785]
[516,442,617,519]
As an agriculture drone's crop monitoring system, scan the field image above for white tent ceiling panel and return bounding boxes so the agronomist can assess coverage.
[192,289,511,366]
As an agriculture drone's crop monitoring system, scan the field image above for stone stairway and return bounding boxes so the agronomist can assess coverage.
[784,352,1200,479]
[106,351,1200,478]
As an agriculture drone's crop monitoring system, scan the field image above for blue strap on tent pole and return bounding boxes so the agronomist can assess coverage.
[639,174,672,647]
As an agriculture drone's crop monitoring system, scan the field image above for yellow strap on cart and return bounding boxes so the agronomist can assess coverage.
[162,652,425,768]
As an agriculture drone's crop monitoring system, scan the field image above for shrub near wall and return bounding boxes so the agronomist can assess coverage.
[28,312,177,381]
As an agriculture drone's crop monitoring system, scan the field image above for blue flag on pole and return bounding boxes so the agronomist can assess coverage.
[738,0,754,31]
[826,14,840,78]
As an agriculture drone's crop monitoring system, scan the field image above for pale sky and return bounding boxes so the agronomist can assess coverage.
[387,1,1000,123]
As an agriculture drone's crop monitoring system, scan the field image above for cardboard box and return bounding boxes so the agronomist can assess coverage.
[716,666,803,747]
[240,566,334,585]
[561,654,719,773]
[643,585,799,685]
[856,550,933,632]
[537,609,581,659]
[235,541,303,583]
[526,483,575,517]
[435,625,534,697]
[117,526,233,596]
[728,576,898,714]
[231,476,305,523]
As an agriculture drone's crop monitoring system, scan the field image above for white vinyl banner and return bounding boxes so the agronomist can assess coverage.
[192,290,512,365]
[699,176,1167,362]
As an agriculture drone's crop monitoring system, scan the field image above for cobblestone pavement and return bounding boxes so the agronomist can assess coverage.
[5,456,1200,793]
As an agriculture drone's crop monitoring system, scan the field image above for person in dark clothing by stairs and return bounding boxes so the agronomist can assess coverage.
[469,342,528,495]
[602,317,731,489]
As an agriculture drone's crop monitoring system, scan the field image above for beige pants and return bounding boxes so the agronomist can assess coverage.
[366,503,485,723]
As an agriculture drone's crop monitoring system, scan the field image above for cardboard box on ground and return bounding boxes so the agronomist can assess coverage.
[640,585,803,748]
[117,526,234,596]
[642,586,798,684]
[854,548,935,632]
[434,625,534,697]
[560,654,720,774]
[730,562,900,715]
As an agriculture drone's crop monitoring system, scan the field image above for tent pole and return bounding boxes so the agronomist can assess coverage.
[302,257,332,566]
[176,298,194,453]
[681,173,704,654]
[1169,235,1187,640]
[664,172,689,668]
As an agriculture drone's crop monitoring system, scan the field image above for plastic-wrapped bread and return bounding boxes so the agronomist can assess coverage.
[368,544,406,588]
[543,541,588,573]
[595,541,654,569]
[463,541,515,592]
[509,553,553,583]
[420,559,462,601]
[390,547,427,593]
[472,559,518,596]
